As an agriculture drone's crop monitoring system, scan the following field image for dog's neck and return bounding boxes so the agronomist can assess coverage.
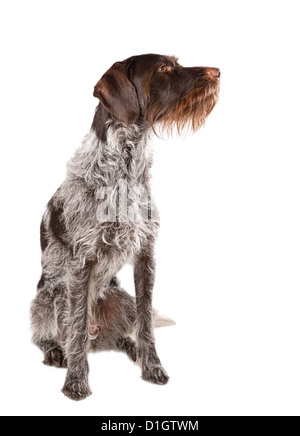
[67,106,153,190]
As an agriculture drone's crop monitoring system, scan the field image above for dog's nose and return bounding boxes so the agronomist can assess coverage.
[206,68,221,79]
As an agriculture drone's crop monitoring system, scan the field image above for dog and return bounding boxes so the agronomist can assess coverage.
[31,54,220,401]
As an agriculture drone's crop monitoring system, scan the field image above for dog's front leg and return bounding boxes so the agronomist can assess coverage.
[134,245,169,385]
[62,262,92,401]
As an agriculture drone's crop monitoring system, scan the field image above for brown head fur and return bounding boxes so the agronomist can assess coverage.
[93,54,220,136]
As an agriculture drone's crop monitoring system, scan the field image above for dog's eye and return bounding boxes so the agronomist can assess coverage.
[158,65,169,73]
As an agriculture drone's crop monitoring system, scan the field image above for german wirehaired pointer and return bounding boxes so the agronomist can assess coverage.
[31,54,220,401]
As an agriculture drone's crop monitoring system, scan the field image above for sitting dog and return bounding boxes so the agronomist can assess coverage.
[31,54,220,401]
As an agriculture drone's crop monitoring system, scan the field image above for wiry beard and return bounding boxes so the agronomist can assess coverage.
[149,81,220,135]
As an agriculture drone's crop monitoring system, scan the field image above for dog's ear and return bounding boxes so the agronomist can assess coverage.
[94,62,140,125]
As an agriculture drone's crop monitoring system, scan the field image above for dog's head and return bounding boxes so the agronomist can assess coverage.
[94,54,220,133]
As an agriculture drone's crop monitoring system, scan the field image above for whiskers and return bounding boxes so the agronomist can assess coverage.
[150,81,220,136]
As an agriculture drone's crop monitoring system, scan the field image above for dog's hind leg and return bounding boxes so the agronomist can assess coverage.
[116,337,137,362]
[31,215,70,369]
[39,340,67,368]
[31,274,68,369]
[89,277,137,361]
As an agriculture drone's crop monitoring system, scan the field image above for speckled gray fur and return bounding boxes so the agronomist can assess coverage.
[30,53,220,401]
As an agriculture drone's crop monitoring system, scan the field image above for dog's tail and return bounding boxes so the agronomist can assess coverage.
[153,308,176,329]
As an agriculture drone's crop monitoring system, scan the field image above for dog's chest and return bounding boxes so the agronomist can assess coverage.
[65,125,158,262]
[95,206,159,256]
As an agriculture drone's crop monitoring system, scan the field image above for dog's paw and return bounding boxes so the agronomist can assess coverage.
[124,340,137,363]
[128,347,137,363]
[62,380,92,401]
[116,337,137,363]
[142,364,169,385]
[43,348,67,369]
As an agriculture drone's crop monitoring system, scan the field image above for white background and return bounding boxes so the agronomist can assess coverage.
[0,0,300,417]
